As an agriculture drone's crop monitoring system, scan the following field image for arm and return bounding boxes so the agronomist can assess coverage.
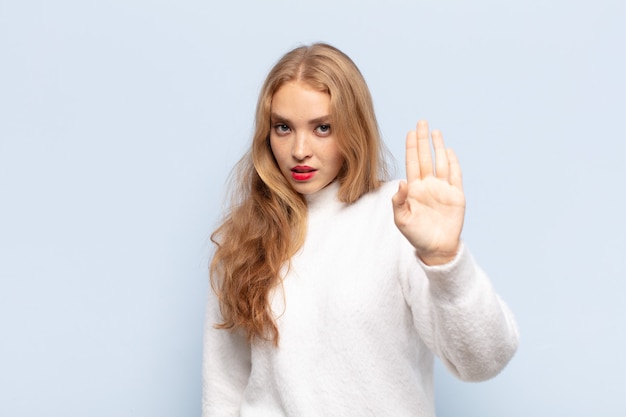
[393,120,518,380]
[202,290,251,416]
[409,243,519,381]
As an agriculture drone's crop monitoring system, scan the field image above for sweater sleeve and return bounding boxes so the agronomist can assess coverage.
[404,243,519,382]
[202,290,251,416]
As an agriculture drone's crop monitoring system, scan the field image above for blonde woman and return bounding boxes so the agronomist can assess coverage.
[203,43,518,416]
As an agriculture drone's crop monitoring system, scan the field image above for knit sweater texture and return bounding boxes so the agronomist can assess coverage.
[203,180,519,416]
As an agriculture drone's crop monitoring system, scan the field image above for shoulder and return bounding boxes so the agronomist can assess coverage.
[378,180,402,197]
[339,180,401,224]
[355,180,401,207]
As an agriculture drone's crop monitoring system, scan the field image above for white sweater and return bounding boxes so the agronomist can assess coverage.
[203,180,519,417]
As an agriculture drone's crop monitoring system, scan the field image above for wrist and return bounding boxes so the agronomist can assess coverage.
[417,243,460,266]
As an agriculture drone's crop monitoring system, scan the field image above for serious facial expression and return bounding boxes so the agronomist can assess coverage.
[269,81,344,195]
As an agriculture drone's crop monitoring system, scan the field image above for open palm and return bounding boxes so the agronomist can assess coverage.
[392,120,466,265]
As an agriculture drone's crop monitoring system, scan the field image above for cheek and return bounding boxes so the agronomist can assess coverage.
[326,142,344,168]
[269,137,287,166]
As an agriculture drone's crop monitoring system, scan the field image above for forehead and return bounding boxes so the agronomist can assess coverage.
[271,81,330,118]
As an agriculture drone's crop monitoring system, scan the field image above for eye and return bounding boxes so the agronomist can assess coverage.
[273,123,291,135]
[315,124,331,136]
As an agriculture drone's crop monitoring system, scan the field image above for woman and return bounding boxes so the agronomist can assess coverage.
[203,43,518,416]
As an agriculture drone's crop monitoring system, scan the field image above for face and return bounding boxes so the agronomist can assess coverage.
[269,81,344,195]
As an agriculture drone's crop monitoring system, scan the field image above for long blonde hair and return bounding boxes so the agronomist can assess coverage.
[210,43,390,345]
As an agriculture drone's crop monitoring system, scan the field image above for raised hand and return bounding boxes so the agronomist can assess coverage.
[391,120,466,265]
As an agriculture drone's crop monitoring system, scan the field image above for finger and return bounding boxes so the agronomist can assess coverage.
[447,148,463,189]
[431,129,449,181]
[405,130,420,182]
[416,120,433,178]
[391,180,408,208]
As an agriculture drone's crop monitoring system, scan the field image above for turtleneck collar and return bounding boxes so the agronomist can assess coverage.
[304,180,341,211]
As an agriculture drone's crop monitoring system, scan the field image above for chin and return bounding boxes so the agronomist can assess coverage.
[291,182,322,195]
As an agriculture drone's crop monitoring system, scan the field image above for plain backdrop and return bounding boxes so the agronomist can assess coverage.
[1,0,625,415]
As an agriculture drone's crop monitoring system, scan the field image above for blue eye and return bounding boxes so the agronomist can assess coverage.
[315,124,331,136]
[274,124,290,135]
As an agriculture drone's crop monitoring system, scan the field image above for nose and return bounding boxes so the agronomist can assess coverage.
[292,132,312,161]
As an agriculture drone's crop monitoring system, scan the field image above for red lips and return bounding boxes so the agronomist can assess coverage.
[291,166,317,181]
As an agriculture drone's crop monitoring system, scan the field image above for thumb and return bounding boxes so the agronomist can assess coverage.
[391,180,408,209]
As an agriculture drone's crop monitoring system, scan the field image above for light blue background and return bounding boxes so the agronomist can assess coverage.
[1,0,625,415]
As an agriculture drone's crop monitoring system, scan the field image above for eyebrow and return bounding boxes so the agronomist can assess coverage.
[270,113,332,125]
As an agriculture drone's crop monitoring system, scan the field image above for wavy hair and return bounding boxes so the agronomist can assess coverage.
[210,43,390,345]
